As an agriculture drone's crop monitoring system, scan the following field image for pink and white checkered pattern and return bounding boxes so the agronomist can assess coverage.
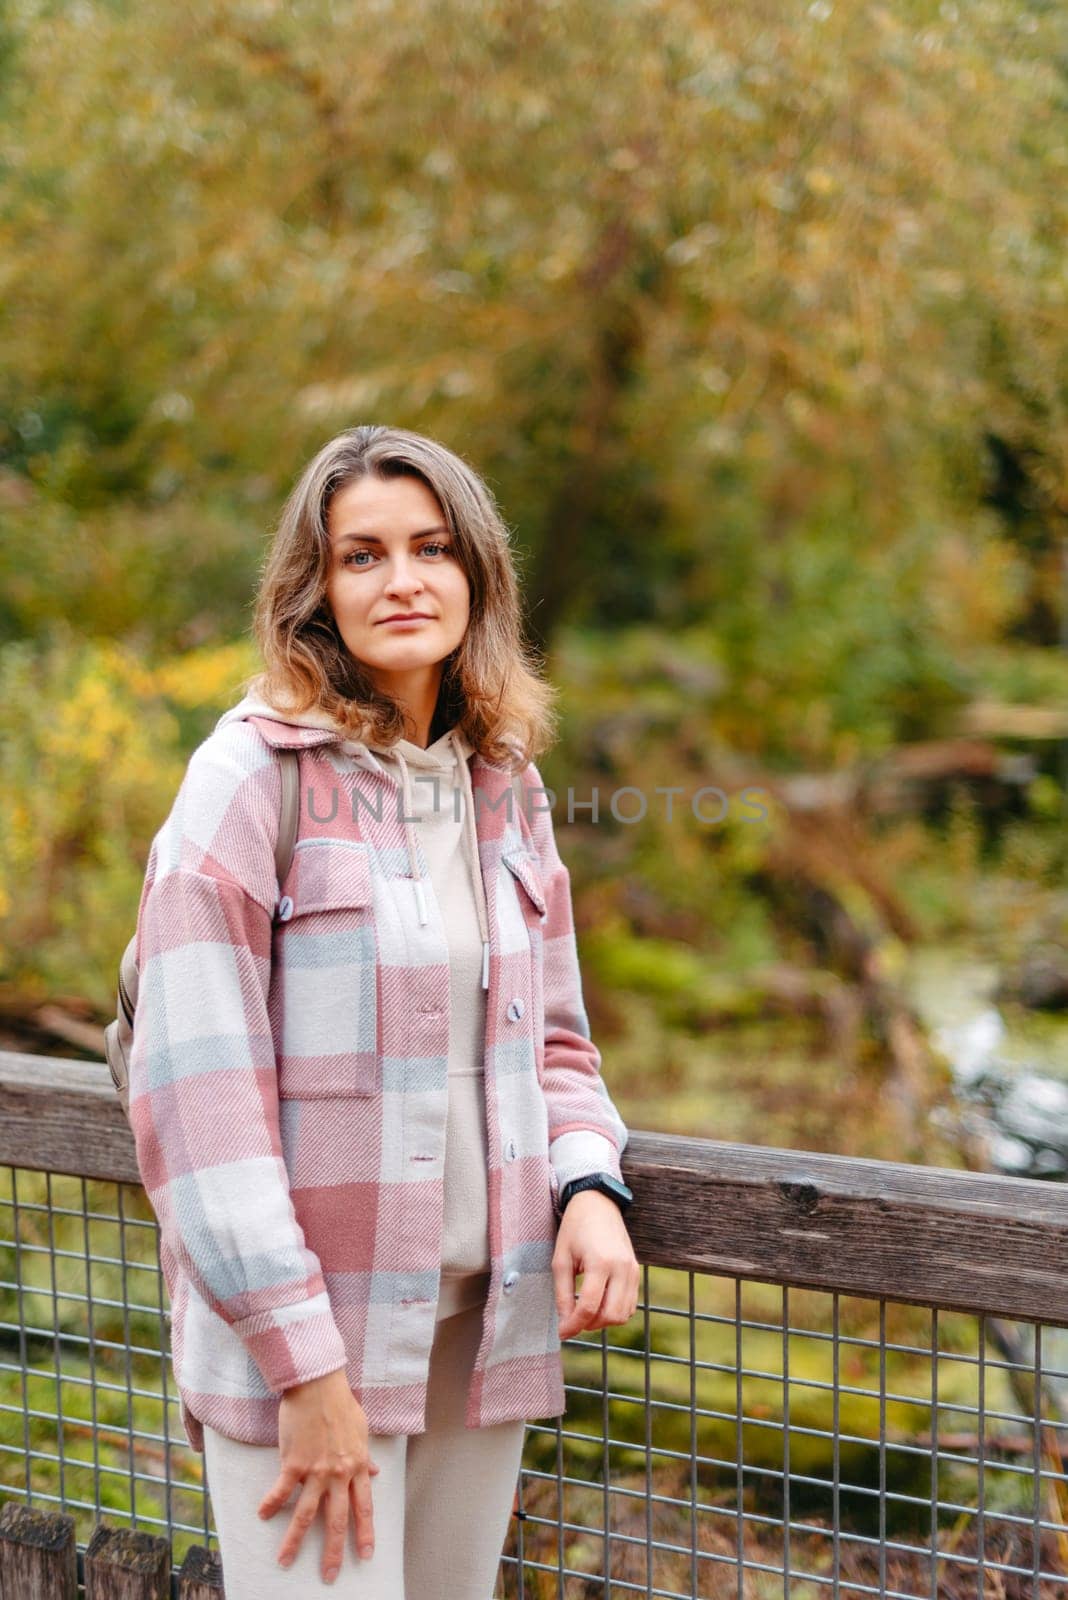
[128,709,629,1450]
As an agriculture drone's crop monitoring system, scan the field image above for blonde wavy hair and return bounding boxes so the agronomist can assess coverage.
[246,425,557,770]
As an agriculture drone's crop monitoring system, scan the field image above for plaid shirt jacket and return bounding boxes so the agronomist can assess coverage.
[128,706,630,1450]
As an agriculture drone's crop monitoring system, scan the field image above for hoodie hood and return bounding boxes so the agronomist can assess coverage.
[215,684,491,988]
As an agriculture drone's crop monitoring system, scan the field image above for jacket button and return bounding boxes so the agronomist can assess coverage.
[502,1270,520,1293]
[503,1137,518,1162]
[276,895,294,922]
[506,997,525,1022]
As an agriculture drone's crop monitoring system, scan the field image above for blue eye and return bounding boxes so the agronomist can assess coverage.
[341,542,452,567]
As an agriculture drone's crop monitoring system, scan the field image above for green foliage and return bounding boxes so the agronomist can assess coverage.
[0,0,1063,673]
[0,0,1063,1130]
[0,487,270,653]
[0,628,259,1007]
[969,645,1068,710]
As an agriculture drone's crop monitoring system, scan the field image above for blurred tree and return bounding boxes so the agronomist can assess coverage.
[0,0,1063,763]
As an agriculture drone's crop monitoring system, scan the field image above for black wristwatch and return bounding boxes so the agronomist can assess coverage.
[558,1172,634,1215]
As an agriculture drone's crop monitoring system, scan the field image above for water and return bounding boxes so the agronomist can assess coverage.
[906,947,1068,1179]
[903,948,1068,1411]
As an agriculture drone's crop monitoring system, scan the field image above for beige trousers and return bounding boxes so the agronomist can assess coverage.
[203,1278,527,1600]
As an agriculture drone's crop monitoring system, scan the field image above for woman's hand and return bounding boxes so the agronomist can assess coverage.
[552,1189,640,1341]
[257,1367,381,1585]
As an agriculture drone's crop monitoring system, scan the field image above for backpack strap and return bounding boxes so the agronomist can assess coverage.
[106,743,305,1118]
[275,747,301,891]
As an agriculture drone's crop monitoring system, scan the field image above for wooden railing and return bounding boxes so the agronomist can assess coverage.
[1,1050,1067,1598]
[3,1050,1067,1325]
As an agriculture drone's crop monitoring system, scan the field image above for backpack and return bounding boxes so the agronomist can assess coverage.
[103,747,302,1120]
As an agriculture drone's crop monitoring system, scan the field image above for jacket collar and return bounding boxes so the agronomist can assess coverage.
[215,684,495,989]
[214,687,478,770]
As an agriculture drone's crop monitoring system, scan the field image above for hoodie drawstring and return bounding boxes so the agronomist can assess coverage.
[452,733,492,991]
[391,735,491,991]
[391,745,430,930]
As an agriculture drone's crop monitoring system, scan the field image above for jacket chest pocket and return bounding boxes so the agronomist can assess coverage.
[502,848,548,923]
[269,842,380,1099]
[500,849,548,1078]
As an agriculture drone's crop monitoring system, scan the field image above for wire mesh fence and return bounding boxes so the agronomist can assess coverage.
[507,1278,1068,1599]
[1,1159,1066,1599]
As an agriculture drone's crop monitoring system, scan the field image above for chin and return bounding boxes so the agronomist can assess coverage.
[360,641,447,672]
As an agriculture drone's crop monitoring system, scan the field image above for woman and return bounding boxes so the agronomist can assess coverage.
[127,424,638,1598]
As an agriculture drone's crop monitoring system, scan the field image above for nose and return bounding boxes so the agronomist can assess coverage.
[383,554,425,601]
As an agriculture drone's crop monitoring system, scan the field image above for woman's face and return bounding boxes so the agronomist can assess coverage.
[324,473,471,700]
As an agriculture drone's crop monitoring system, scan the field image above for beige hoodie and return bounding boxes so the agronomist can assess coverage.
[237,684,494,1321]
[373,727,494,1317]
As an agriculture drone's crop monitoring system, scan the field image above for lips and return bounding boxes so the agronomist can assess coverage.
[378,613,433,624]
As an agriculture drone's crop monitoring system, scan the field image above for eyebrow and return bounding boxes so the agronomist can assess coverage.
[334,526,451,547]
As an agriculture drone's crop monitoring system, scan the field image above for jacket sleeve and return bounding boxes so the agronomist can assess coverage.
[127,727,348,1396]
[521,762,630,1205]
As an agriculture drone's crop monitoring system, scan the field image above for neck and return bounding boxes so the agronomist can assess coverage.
[368,663,443,748]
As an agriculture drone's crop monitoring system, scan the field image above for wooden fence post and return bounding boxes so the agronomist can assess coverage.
[84,1525,170,1600]
[0,1502,77,1599]
[177,1546,225,1598]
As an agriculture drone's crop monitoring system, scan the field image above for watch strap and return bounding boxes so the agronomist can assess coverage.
[558,1172,633,1215]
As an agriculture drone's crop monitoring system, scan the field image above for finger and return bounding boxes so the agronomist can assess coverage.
[350,1467,376,1560]
[320,1477,351,1584]
[617,1264,642,1325]
[555,1289,579,1341]
[557,1265,608,1340]
[581,1268,617,1331]
[258,1466,299,1521]
[588,1273,629,1324]
[603,1259,642,1323]
[276,1475,324,1569]
[552,1253,575,1325]
[593,1266,634,1329]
